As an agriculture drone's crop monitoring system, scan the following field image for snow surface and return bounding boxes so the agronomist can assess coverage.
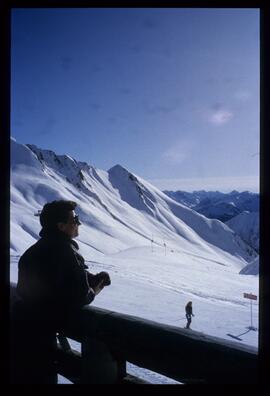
[10,139,259,384]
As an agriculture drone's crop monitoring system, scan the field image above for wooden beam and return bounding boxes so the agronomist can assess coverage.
[64,306,258,384]
[55,346,81,384]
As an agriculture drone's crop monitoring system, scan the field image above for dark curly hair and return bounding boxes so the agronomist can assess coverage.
[40,200,77,229]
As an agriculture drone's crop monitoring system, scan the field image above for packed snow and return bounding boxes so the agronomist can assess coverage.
[10,139,259,384]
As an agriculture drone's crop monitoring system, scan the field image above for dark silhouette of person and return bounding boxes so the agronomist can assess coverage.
[10,200,111,384]
[185,301,195,329]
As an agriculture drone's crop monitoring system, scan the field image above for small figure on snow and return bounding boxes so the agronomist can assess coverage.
[185,301,195,329]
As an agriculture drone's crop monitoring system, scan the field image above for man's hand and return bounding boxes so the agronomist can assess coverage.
[93,279,105,295]
[93,271,111,295]
[97,271,111,286]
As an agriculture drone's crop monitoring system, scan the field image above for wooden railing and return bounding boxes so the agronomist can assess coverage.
[10,283,258,384]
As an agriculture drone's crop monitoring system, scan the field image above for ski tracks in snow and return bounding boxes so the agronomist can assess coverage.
[85,259,250,308]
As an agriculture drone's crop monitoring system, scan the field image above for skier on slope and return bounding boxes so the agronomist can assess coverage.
[185,301,195,329]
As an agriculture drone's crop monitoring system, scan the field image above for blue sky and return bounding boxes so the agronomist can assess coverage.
[11,8,259,192]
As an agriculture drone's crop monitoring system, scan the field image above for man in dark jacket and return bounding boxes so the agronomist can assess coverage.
[10,200,111,384]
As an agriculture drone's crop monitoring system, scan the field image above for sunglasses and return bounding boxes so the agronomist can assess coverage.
[68,215,81,225]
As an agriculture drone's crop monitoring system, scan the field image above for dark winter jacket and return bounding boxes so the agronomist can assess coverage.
[16,229,102,325]
[185,304,193,317]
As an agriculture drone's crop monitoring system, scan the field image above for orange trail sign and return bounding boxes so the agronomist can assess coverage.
[243,293,257,300]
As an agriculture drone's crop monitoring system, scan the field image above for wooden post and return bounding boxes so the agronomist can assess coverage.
[81,337,126,384]
[57,334,71,352]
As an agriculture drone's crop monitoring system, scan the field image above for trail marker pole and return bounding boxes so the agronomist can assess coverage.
[251,299,253,328]
[243,292,257,331]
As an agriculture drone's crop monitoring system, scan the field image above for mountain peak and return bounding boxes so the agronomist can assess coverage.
[108,164,127,173]
[108,165,140,185]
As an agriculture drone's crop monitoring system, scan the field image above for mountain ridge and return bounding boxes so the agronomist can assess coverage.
[11,139,257,273]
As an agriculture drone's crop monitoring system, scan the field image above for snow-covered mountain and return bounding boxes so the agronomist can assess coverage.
[11,138,257,268]
[10,138,259,361]
[163,190,259,223]
[226,211,259,254]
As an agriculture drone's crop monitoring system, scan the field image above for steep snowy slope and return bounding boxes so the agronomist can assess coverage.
[108,165,257,266]
[226,211,259,253]
[239,256,259,275]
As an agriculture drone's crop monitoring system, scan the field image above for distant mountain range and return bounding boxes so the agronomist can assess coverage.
[163,190,259,222]
[163,190,259,256]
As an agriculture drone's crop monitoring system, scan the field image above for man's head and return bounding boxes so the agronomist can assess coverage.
[40,200,81,238]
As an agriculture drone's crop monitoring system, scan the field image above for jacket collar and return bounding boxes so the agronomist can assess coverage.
[39,227,79,249]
